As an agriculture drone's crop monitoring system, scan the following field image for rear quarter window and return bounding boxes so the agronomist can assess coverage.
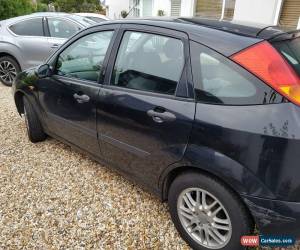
[9,18,44,37]
[272,37,300,76]
[190,41,284,105]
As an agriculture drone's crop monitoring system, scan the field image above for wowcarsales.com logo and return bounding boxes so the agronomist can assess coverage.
[241,235,296,247]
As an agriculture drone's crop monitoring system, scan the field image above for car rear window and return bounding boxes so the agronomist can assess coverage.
[272,37,300,76]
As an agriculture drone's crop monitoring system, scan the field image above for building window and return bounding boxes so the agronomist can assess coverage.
[195,0,223,19]
[195,0,236,20]
[223,0,236,20]
[131,0,141,17]
[143,0,153,17]
[279,0,300,28]
[171,0,182,16]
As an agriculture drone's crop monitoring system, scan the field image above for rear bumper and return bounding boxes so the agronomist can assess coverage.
[242,195,300,238]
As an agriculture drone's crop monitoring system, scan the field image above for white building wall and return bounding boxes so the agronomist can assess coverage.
[180,0,195,16]
[143,0,153,16]
[105,0,130,19]
[233,0,282,25]
[152,0,195,17]
[152,0,171,16]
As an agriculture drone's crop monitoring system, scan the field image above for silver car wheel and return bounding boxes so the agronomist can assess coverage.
[0,61,17,84]
[177,188,232,249]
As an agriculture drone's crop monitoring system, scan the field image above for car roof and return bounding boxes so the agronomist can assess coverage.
[140,17,296,39]
[93,17,298,56]
[75,13,110,20]
[1,12,90,26]
[89,18,261,56]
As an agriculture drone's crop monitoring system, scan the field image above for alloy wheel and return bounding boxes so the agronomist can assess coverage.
[0,61,17,84]
[177,188,232,249]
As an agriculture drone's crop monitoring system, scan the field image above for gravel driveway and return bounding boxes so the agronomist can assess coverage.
[0,84,299,250]
[0,84,190,249]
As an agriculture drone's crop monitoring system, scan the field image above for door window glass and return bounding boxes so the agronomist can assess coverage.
[9,18,44,36]
[56,31,114,82]
[111,31,184,95]
[48,18,80,38]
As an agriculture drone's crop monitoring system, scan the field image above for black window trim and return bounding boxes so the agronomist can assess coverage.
[103,24,193,99]
[50,25,120,85]
[8,17,46,38]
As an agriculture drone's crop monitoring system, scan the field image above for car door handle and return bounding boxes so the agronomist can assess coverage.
[73,93,90,104]
[51,44,60,49]
[147,109,176,123]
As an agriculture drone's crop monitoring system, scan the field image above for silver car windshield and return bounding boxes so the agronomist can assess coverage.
[70,15,96,27]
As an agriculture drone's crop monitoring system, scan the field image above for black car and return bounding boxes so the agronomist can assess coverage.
[12,18,300,250]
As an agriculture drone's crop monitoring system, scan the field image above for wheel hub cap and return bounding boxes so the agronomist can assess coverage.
[0,61,17,84]
[177,188,232,249]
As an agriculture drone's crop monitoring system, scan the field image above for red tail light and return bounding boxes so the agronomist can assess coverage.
[231,41,300,106]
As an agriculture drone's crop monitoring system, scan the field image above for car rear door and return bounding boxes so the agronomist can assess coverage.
[9,17,51,69]
[38,25,119,156]
[96,24,195,187]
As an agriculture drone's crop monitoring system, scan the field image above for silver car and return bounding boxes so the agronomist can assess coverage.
[0,12,96,86]
[75,13,110,23]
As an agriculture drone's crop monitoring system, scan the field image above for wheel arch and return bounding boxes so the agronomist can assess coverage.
[162,165,256,231]
[161,165,249,201]
[0,52,22,71]
[14,90,25,115]
[160,145,276,202]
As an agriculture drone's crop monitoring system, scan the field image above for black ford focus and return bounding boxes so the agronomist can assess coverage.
[12,18,300,250]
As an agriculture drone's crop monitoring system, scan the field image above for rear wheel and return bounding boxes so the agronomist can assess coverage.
[0,56,20,86]
[23,97,46,143]
[168,172,253,250]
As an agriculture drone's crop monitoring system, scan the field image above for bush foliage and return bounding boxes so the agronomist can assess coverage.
[41,0,103,13]
[0,0,34,20]
[0,0,104,20]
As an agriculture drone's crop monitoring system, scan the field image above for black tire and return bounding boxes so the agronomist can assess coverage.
[0,56,21,86]
[23,96,47,143]
[168,171,254,250]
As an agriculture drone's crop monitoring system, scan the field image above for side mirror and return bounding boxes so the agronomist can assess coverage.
[37,64,52,78]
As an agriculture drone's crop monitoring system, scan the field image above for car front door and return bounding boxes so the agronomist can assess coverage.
[9,17,51,69]
[45,17,83,55]
[38,26,118,156]
[97,25,195,186]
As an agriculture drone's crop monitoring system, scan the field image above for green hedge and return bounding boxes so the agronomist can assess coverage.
[0,0,34,20]
[0,0,104,21]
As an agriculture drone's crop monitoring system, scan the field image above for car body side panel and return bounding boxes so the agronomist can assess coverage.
[242,195,300,238]
[181,102,300,202]
[14,36,52,69]
[159,145,276,200]
[0,40,24,69]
